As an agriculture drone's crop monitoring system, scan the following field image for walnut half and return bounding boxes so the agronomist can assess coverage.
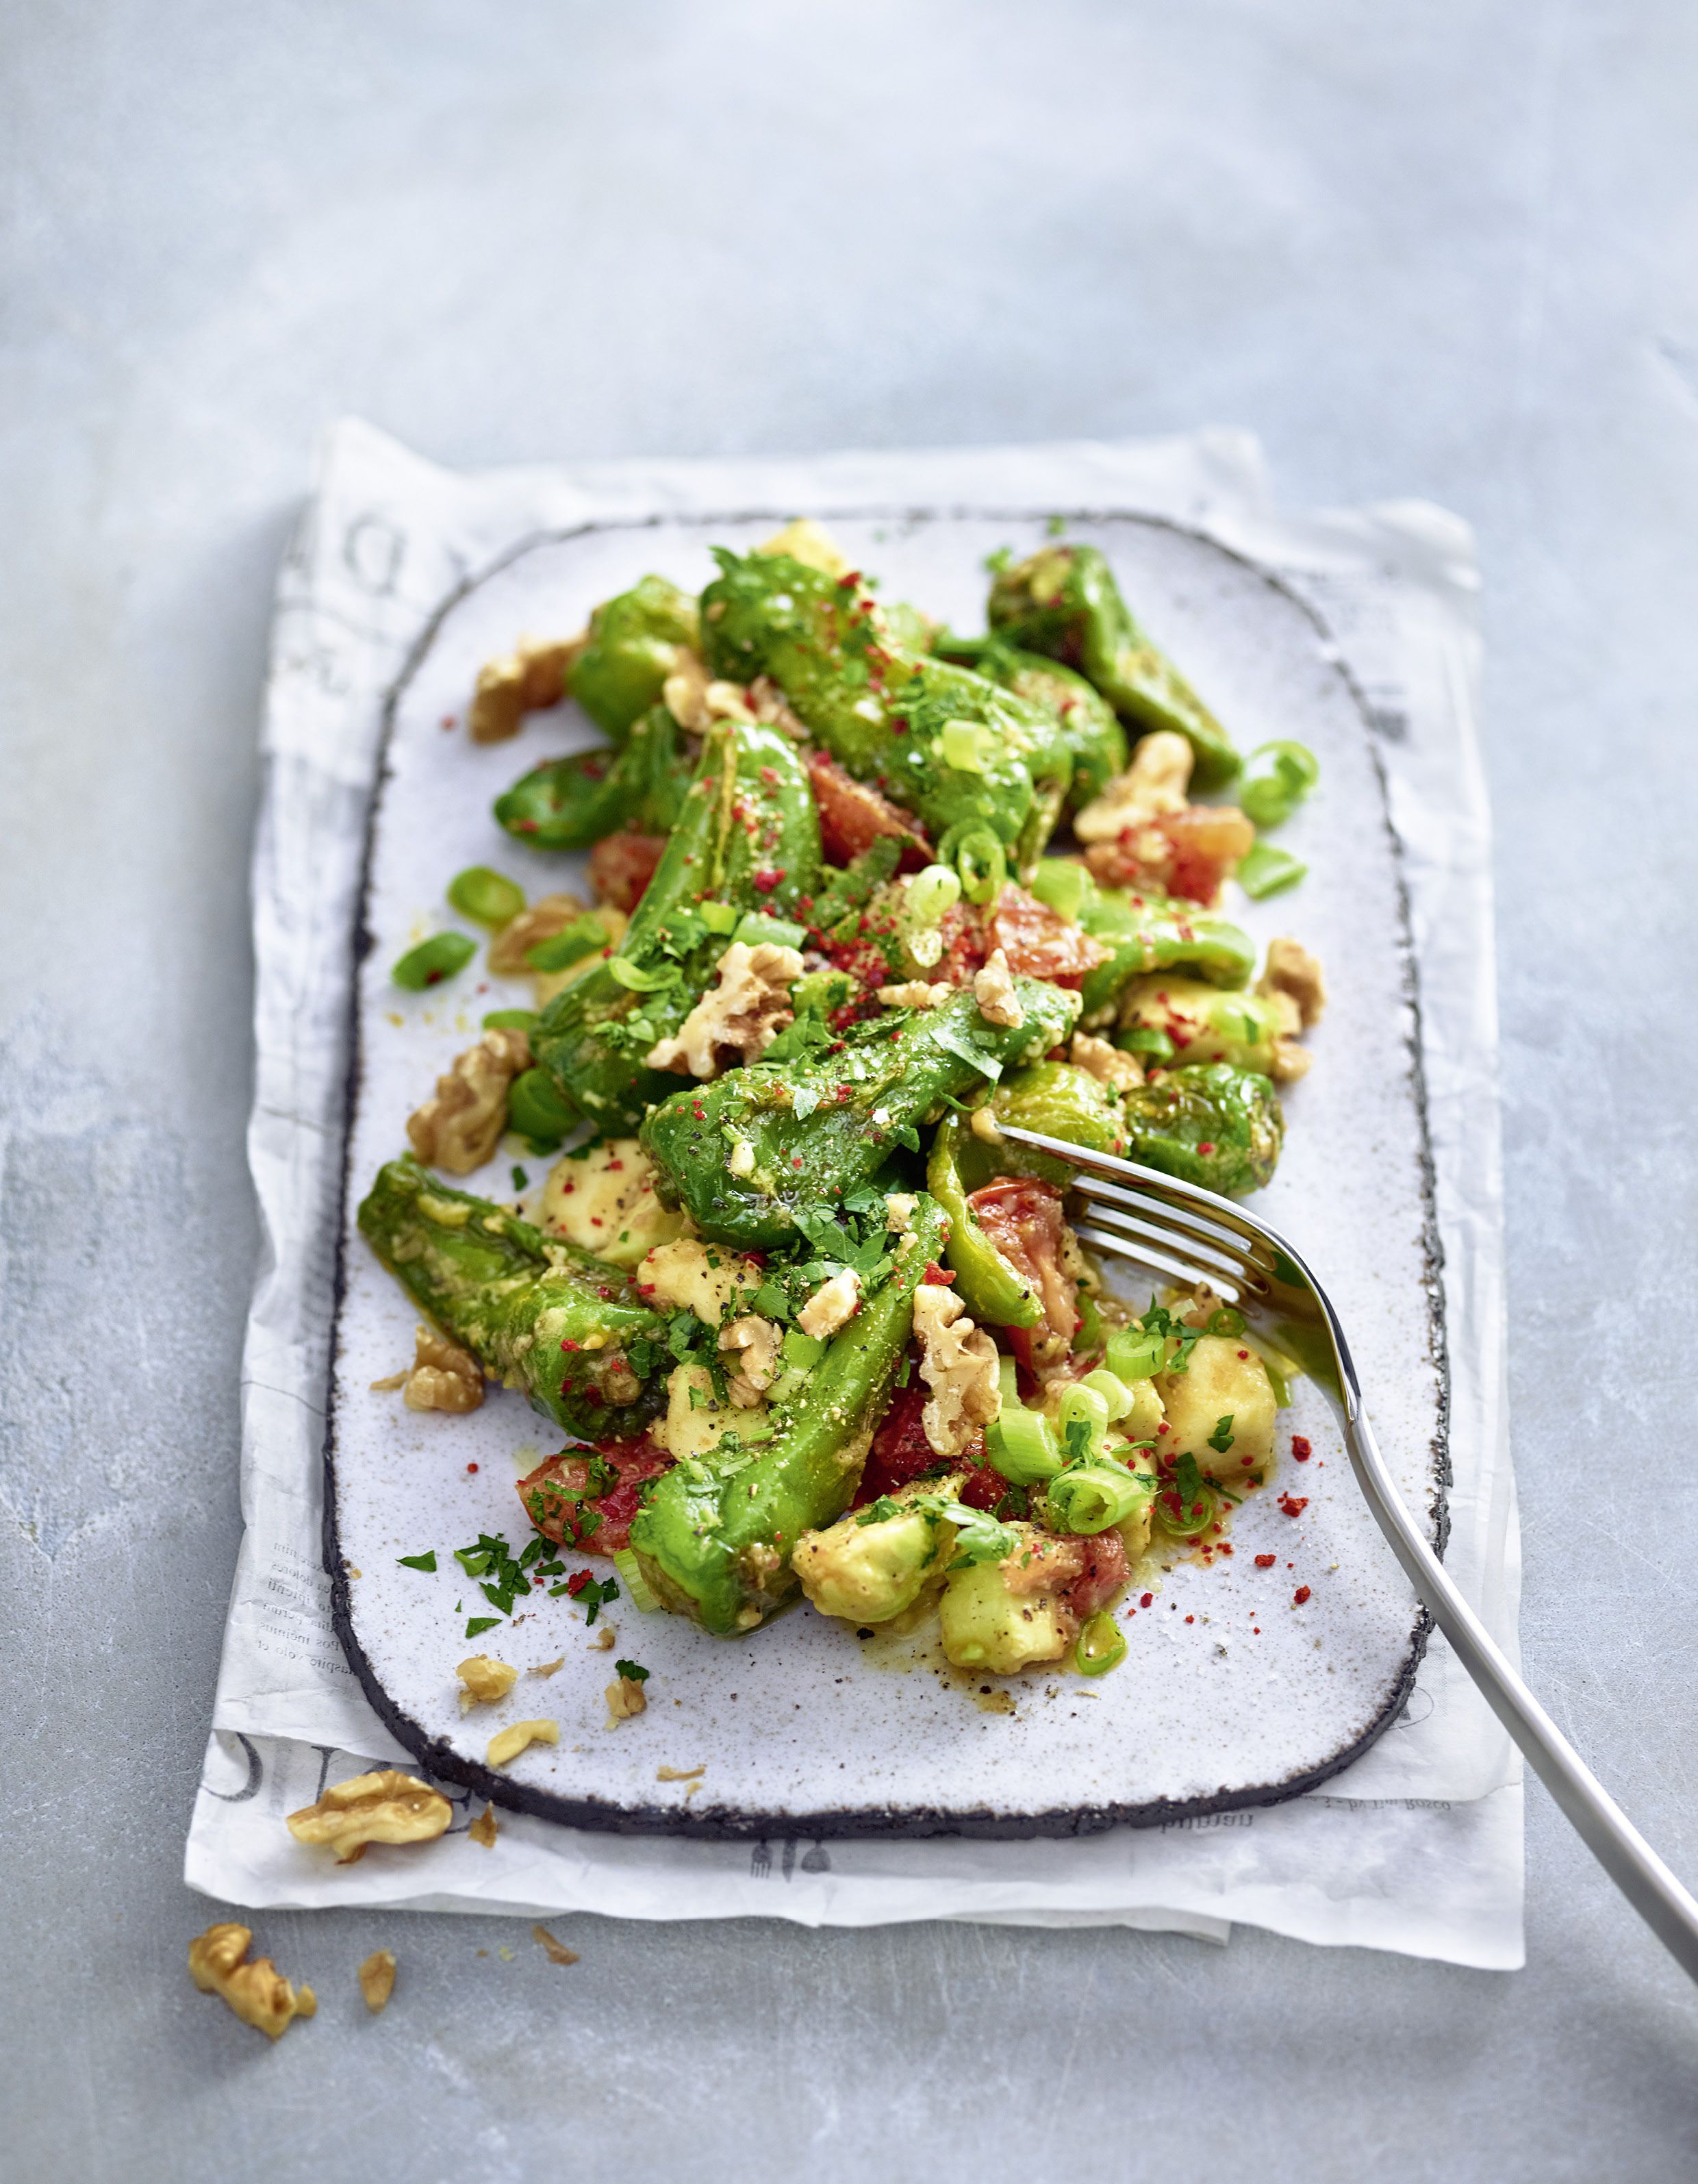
[188,1923,316,2041]
[912,1283,1002,1456]
[456,1655,519,1709]
[406,1025,532,1176]
[286,1770,453,1864]
[469,632,587,744]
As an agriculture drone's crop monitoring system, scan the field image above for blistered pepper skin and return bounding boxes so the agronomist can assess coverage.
[987,544,1239,789]
[1029,862,1254,1017]
[571,575,700,744]
[530,717,820,1133]
[642,976,1080,1249]
[1121,1062,1284,1193]
[493,704,689,853]
[700,550,1070,869]
[939,635,1128,809]
[629,1198,950,1633]
[357,1155,665,1440]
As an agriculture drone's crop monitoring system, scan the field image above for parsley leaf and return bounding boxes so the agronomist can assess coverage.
[1174,1451,1206,1515]
[465,1616,501,1637]
[614,1658,650,1683]
[396,1551,437,1572]
[1207,1413,1236,1455]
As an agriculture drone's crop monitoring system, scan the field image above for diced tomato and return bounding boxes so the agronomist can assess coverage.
[590,831,666,912]
[517,1434,672,1556]
[1157,807,1255,903]
[855,1372,993,1505]
[985,883,1110,988]
[1063,1528,1130,1618]
[954,1457,1003,1510]
[809,751,933,871]
[967,1177,1078,1370]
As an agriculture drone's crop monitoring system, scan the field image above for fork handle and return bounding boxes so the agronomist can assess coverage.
[1345,1405,1698,1982]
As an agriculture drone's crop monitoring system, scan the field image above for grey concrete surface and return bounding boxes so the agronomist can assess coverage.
[3,3,1697,2178]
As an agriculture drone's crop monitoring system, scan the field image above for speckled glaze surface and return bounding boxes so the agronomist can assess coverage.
[325,512,1444,1837]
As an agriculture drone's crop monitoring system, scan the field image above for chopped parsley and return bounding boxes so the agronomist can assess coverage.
[614,1659,650,1683]
[465,1616,501,1637]
[396,1550,437,1572]
[1207,1414,1236,1456]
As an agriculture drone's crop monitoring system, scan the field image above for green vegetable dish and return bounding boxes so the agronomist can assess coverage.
[364,520,1328,1679]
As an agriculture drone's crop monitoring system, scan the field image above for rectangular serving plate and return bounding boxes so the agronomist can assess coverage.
[324,507,1444,1838]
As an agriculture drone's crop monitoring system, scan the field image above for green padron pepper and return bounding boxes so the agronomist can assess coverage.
[642,977,1080,1250]
[1122,1062,1284,1194]
[938,633,1128,809]
[530,716,821,1134]
[987,543,1240,788]
[1028,859,1255,1020]
[493,703,689,852]
[572,575,700,744]
[356,1155,665,1440]
[701,549,1071,875]
[628,1197,950,1633]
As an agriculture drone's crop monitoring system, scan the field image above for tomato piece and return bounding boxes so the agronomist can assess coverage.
[809,751,933,871]
[985,883,1110,988]
[1157,807,1255,904]
[590,830,666,912]
[967,1177,1078,1369]
[1063,1527,1130,1618]
[517,1434,671,1556]
[855,1372,993,1505]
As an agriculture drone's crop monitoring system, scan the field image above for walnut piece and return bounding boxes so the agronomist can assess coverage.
[533,1924,581,1966]
[718,1313,783,1405]
[592,1624,618,1650]
[406,1025,532,1176]
[488,892,589,976]
[188,1923,316,2040]
[1259,937,1327,1027]
[798,1268,861,1341]
[468,1803,500,1848]
[357,1949,396,2014]
[605,1675,648,1724]
[912,1283,1002,1456]
[972,948,1024,1029]
[456,1655,519,1710]
[1069,1031,1144,1093]
[385,1322,484,1414]
[486,1719,560,1769]
[286,1770,453,1863]
[646,941,804,1079]
[469,631,587,744]
[877,980,952,1009]
[661,650,754,732]
[1074,729,1194,842]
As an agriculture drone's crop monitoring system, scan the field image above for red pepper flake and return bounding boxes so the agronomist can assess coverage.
[560,1338,581,1353]
[1198,1141,1215,1155]
[517,818,540,833]
[752,867,785,893]
[1291,1435,1312,1460]
[1293,1585,1311,1605]
[1184,1614,1194,1624]
[1140,1592,1153,1609]
[759,766,780,788]
[790,1155,804,1170]
[466,1462,479,1474]
[1217,1542,1234,1555]
[1237,1348,1249,1359]
[565,1570,592,1597]
[921,1262,955,1286]
[1278,1493,1308,1518]
[1254,1553,1277,1568]
[440,714,457,730]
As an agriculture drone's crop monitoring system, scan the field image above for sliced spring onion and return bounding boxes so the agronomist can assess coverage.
[1157,1482,1217,1540]
[939,717,996,773]
[1205,1306,1247,1338]
[507,1066,575,1145]
[1030,857,1091,922]
[391,931,477,990]
[1055,1382,1111,1457]
[1116,1025,1176,1061]
[1106,1326,1166,1383]
[1237,843,1308,899]
[699,900,740,936]
[483,1007,539,1033]
[527,913,610,972]
[1075,1611,1128,1677]
[940,822,1007,906]
[986,1403,1063,1485]
[1043,1462,1147,1535]
[447,865,526,929]
[611,1548,662,1614]
[733,912,808,950]
[906,862,963,927]
[1079,1368,1135,1422]
[607,955,681,992]
[1239,740,1320,829]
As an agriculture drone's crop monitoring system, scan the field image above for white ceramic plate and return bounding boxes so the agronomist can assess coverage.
[325,510,1443,1837]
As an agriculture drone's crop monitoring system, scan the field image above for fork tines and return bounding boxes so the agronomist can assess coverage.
[993,1124,1273,1303]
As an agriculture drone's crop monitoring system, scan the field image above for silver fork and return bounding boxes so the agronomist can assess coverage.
[1000,1122,1698,1983]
